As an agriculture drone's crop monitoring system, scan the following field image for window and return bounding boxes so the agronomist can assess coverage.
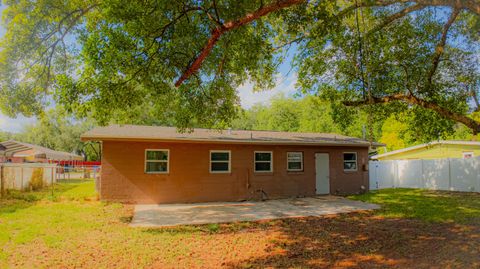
[254,151,273,172]
[463,152,474,159]
[145,149,169,173]
[287,152,303,171]
[210,150,231,173]
[343,152,357,171]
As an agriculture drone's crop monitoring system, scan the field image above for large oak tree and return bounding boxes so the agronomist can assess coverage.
[0,0,479,133]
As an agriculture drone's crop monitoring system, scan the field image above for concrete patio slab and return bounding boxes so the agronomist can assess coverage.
[130,196,380,227]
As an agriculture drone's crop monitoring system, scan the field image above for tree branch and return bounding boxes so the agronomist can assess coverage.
[337,0,399,18]
[371,0,479,15]
[427,8,460,86]
[344,94,480,134]
[21,4,98,87]
[212,0,221,22]
[398,0,479,15]
[469,84,480,112]
[366,4,426,36]
[172,0,478,88]
[272,34,306,51]
[150,6,203,39]
[174,0,305,87]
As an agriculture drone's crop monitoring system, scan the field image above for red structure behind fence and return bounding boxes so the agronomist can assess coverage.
[51,160,101,167]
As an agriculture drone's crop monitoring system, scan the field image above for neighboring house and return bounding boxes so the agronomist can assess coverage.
[0,140,83,163]
[81,125,382,204]
[372,140,480,161]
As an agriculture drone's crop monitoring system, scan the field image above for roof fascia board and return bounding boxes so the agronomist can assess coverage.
[80,136,371,147]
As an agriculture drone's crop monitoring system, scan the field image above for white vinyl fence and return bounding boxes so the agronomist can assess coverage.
[1,163,58,190]
[369,157,480,192]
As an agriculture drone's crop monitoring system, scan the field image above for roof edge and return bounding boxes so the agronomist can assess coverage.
[371,140,480,159]
[81,135,374,147]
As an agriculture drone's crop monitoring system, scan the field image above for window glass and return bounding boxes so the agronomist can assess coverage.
[255,152,272,161]
[343,152,357,171]
[146,150,168,161]
[288,161,302,170]
[146,162,168,172]
[344,153,356,161]
[211,162,229,171]
[211,152,229,161]
[255,162,271,172]
[255,151,273,172]
[287,152,303,171]
[145,150,169,173]
[210,151,230,172]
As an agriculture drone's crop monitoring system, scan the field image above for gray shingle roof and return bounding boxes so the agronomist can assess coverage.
[82,125,382,147]
[0,140,82,160]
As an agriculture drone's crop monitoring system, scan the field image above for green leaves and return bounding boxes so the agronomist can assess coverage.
[0,0,99,116]
[294,3,479,135]
[0,0,479,134]
[0,0,279,127]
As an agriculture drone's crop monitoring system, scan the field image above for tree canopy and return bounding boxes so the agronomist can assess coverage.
[234,94,476,152]
[0,0,479,133]
[1,108,99,160]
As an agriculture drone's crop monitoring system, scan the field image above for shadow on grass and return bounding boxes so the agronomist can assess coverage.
[134,189,480,268]
[221,190,480,268]
[141,220,276,236]
[119,215,133,224]
[222,213,480,268]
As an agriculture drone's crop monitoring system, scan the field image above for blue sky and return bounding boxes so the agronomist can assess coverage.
[0,5,298,133]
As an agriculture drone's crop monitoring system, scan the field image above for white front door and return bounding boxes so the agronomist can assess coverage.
[315,153,330,194]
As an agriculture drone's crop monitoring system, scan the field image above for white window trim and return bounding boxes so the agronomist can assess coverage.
[463,151,474,159]
[254,151,273,173]
[209,150,231,173]
[287,152,303,172]
[145,149,169,174]
[343,152,358,172]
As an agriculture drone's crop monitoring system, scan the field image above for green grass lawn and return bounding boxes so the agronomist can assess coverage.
[351,188,480,224]
[1,181,479,268]
[0,180,273,268]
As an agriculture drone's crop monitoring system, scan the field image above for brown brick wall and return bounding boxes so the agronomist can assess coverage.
[100,141,369,204]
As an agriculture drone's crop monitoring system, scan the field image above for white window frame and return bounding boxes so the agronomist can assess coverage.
[343,152,358,172]
[209,150,231,173]
[463,151,474,159]
[287,152,303,172]
[254,151,273,173]
[145,149,169,174]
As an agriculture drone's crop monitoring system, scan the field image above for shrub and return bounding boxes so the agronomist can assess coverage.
[206,223,220,233]
[29,168,44,190]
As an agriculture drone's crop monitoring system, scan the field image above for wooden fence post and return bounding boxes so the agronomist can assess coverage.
[21,166,24,191]
[0,164,4,198]
[0,165,3,197]
[51,166,54,197]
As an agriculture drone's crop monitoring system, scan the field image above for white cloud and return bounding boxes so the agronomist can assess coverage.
[237,72,298,109]
[0,113,36,133]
